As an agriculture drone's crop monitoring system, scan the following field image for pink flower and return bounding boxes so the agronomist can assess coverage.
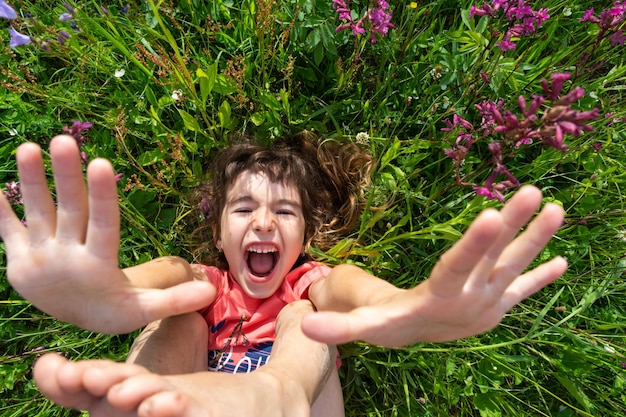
[3,181,22,205]
[62,120,93,147]
[580,9,598,23]
[609,30,626,45]
[495,38,516,51]
[334,0,394,42]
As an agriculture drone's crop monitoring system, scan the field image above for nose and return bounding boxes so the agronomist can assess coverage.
[252,207,275,232]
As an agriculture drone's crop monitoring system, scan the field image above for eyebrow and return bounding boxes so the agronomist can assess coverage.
[227,195,302,209]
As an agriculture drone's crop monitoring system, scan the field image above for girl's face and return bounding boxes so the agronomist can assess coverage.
[218,170,306,299]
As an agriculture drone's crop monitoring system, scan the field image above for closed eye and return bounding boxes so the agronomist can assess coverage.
[234,207,253,214]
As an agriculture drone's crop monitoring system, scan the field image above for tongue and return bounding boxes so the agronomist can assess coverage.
[248,252,275,276]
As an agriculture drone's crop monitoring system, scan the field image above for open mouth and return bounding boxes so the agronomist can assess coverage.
[245,245,279,278]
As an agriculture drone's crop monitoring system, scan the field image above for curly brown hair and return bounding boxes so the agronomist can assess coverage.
[191,131,373,269]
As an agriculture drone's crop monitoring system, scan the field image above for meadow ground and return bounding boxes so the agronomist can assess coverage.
[1,1,625,416]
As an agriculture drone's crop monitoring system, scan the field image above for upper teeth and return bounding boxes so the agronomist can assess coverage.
[249,247,277,253]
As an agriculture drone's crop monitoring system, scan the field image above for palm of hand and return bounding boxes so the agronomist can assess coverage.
[0,137,211,334]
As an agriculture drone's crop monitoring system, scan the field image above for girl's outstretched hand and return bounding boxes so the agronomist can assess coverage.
[0,136,215,334]
[302,186,567,347]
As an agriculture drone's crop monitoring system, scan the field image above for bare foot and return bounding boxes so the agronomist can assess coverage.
[34,353,311,417]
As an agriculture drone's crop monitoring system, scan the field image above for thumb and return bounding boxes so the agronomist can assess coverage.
[132,281,217,330]
[301,310,372,345]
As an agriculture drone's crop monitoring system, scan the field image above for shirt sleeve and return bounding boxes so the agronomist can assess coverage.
[193,264,224,315]
[285,262,332,301]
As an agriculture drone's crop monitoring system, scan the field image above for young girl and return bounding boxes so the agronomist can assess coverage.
[0,134,568,417]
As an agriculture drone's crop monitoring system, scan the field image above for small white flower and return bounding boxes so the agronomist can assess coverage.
[171,89,183,101]
[604,344,616,354]
[8,128,18,136]
[442,96,450,109]
[114,68,125,78]
[563,8,572,17]
[355,131,370,146]
[589,91,598,99]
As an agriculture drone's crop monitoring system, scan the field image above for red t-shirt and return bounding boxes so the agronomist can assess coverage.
[196,261,331,373]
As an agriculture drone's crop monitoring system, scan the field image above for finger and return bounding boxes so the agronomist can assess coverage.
[494,185,544,242]
[427,209,503,296]
[500,256,567,310]
[107,282,218,334]
[301,311,361,345]
[85,158,121,260]
[470,185,544,287]
[16,142,57,244]
[490,203,565,292]
[0,191,28,259]
[301,308,396,346]
[49,135,89,242]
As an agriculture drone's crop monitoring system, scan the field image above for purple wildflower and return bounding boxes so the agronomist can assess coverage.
[443,72,599,201]
[541,73,570,101]
[469,1,551,52]
[8,27,32,48]
[579,2,626,46]
[62,120,92,147]
[59,12,73,21]
[580,9,598,23]
[441,114,476,163]
[63,2,75,15]
[333,0,352,21]
[3,181,22,206]
[495,37,516,51]
[40,40,51,52]
[0,0,17,19]
[609,30,626,45]
[472,143,520,203]
[57,30,71,46]
[333,0,394,43]
[534,8,550,25]
[121,5,129,14]
[474,183,501,201]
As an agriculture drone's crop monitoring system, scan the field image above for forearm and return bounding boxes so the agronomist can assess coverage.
[309,263,405,312]
[123,256,196,289]
[263,301,336,407]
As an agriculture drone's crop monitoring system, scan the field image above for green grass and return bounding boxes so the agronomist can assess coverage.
[1,0,626,415]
